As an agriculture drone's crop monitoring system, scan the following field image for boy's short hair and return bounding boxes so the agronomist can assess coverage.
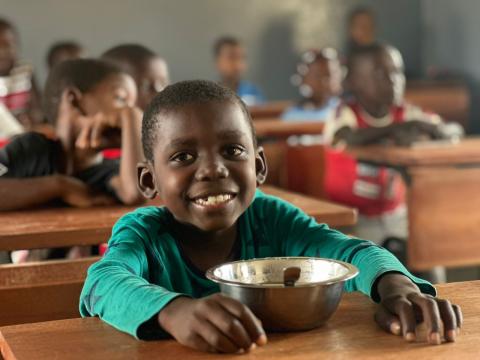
[213,36,241,58]
[101,44,158,74]
[348,6,375,25]
[46,41,83,68]
[43,58,124,123]
[0,17,16,35]
[142,80,256,162]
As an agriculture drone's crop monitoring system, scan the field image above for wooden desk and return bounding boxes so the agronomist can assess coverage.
[0,185,357,251]
[254,120,324,138]
[349,138,480,270]
[249,101,292,119]
[1,281,478,360]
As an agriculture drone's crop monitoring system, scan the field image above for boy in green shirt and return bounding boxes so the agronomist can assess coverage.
[80,80,462,353]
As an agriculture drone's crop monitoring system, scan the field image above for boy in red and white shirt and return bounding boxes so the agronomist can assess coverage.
[323,44,460,247]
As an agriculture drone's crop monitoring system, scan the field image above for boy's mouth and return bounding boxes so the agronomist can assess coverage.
[190,193,236,208]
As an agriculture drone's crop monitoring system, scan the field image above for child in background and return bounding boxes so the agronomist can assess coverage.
[323,44,459,270]
[46,41,85,70]
[0,59,144,211]
[0,18,42,131]
[214,36,264,106]
[102,44,170,111]
[282,48,342,122]
[81,80,461,353]
[0,59,144,262]
[346,7,377,56]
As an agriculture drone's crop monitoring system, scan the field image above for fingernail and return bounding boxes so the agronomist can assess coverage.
[456,328,461,335]
[447,330,456,342]
[430,332,442,345]
[390,322,401,335]
[405,332,416,342]
[237,348,245,354]
[248,343,257,351]
[256,334,268,346]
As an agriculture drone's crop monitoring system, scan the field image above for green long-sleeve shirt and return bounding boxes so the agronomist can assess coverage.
[80,190,435,339]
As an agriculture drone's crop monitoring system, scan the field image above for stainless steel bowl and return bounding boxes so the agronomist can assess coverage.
[206,257,358,331]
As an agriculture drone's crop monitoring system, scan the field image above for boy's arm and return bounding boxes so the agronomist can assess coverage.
[0,175,114,211]
[79,218,183,339]
[263,194,460,344]
[108,107,145,205]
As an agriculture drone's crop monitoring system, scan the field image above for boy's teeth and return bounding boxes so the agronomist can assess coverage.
[195,194,232,206]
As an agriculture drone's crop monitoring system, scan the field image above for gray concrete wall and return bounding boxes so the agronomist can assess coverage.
[0,0,421,100]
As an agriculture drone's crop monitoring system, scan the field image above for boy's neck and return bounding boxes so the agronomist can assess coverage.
[170,217,239,273]
[359,101,391,119]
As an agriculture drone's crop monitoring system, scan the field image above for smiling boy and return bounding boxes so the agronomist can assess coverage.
[80,80,461,353]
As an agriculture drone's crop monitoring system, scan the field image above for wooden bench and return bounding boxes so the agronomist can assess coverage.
[0,257,99,326]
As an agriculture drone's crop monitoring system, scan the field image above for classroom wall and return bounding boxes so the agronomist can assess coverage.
[0,0,421,101]
[421,0,480,133]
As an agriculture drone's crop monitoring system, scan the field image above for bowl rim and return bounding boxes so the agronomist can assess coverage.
[205,256,359,288]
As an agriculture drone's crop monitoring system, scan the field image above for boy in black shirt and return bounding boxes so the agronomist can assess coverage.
[0,59,144,210]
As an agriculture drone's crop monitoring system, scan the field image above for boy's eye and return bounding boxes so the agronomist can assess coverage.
[170,152,195,163]
[224,145,246,157]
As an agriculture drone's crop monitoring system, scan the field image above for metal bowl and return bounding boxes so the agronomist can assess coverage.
[206,257,358,331]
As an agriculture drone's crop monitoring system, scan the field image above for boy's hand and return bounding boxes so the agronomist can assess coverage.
[59,175,115,207]
[375,273,462,344]
[158,294,267,353]
[390,121,444,146]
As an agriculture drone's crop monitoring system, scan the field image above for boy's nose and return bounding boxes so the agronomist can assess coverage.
[195,157,229,181]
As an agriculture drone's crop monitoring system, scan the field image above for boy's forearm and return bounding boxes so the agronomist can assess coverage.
[336,126,393,146]
[114,109,144,205]
[0,175,64,211]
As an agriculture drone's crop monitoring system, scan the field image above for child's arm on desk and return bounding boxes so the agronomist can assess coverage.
[0,175,114,211]
[334,121,444,146]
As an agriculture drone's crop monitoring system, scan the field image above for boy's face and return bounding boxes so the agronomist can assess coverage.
[0,28,17,76]
[216,44,247,83]
[350,13,375,46]
[350,48,405,109]
[79,73,137,116]
[303,58,342,103]
[142,100,266,232]
[135,57,170,110]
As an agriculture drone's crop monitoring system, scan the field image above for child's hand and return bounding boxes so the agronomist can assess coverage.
[58,175,116,207]
[158,294,267,353]
[375,273,462,344]
[75,107,141,149]
[390,121,444,146]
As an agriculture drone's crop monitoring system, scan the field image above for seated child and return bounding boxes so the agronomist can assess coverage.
[214,36,264,106]
[0,17,43,130]
[323,43,460,246]
[102,44,170,111]
[46,41,85,70]
[80,80,461,353]
[0,58,144,211]
[282,48,342,122]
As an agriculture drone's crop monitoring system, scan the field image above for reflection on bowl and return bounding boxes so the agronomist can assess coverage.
[206,257,359,331]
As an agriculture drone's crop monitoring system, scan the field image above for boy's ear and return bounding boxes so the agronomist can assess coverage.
[137,162,158,199]
[255,146,268,186]
[58,87,84,117]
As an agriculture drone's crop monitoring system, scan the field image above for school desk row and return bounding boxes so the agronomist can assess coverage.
[249,79,470,128]
[1,280,479,359]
